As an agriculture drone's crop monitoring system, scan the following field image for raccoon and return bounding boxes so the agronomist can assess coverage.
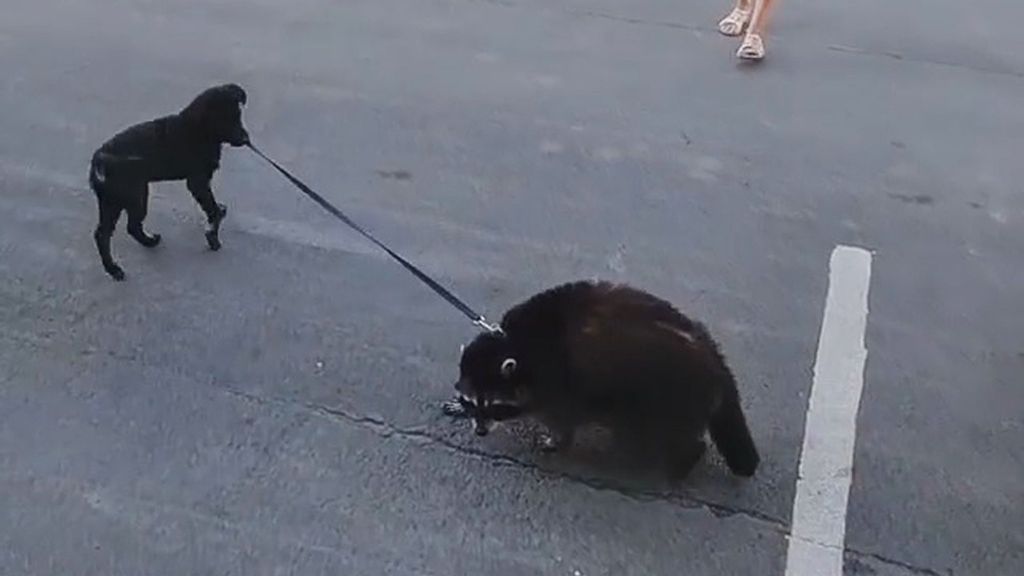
[443,280,759,478]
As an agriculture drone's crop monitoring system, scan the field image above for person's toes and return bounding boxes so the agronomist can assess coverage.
[718,8,751,37]
[737,33,766,61]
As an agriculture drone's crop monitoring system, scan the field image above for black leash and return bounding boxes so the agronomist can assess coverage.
[247,142,500,334]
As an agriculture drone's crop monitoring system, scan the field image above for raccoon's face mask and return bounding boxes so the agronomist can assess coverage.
[454,332,528,436]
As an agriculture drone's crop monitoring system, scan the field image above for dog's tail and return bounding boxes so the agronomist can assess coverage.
[707,366,760,477]
[89,151,146,194]
[88,153,107,195]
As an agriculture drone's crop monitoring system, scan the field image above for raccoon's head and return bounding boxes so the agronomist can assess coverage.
[454,330,528,436]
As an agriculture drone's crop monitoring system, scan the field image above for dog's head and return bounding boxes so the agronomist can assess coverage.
[454,330,529,436]
[182,83,250,146]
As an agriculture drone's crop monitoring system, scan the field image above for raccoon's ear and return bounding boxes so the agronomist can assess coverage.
[500,358,517,378]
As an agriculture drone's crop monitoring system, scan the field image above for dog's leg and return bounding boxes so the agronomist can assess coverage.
[187,176,227,251]
[126,184,161,248]
[95,198,125,281]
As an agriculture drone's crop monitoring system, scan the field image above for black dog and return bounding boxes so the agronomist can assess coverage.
[88,83,250,280]
[444,280,760,479]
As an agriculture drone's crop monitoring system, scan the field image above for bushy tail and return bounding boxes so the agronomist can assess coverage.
[708,377,759,477]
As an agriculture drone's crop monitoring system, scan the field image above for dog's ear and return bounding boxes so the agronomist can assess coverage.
[222,83,247,107]
[180,88,214,125]
[180,84,246,123]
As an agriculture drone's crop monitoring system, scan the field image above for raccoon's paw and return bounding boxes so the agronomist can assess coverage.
[539,429,574,453]
[540,434,560,452]
[441,396,472,418]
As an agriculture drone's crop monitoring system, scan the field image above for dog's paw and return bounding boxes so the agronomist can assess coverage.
[205,231,222,251]
[106,265,126,281]
[143,233,162,248]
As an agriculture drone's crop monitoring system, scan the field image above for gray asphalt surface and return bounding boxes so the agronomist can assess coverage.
[1,1,1022,575]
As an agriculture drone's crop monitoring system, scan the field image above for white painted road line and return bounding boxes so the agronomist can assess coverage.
[785,245,873,576]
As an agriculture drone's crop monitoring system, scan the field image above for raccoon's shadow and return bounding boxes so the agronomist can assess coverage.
[472,420,740,495]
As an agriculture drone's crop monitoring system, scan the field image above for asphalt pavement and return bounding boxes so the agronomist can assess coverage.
[1,1,1022,575]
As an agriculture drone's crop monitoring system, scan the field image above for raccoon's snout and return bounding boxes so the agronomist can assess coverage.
[473,418,491,436]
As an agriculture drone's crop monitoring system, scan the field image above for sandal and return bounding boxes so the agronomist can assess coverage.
[737,33,765,61]
[718,7,751,37]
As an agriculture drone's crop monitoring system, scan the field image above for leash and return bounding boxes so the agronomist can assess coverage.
[246,142,501,334]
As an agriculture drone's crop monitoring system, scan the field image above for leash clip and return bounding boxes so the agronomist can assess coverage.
[474,317,503,334]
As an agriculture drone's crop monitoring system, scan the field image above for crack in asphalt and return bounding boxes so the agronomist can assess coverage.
[309,403,787,523]
[826,44,1023,80]
[222,385,951,576]
[222,386,786,528]
[461,0,1024,81]
[845,550,952,576]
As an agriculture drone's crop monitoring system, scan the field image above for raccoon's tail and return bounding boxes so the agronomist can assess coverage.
[708,372,760,477]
